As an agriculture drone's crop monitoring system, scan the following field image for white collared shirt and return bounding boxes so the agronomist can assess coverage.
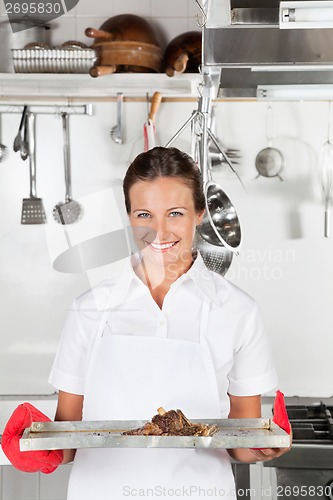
[49,253,277,405]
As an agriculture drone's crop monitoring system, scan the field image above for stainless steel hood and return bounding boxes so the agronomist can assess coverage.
[203,1,333,99]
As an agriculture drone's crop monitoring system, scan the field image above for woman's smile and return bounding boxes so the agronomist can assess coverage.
[146,240,179,252]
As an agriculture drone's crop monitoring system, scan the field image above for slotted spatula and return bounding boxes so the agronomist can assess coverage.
[21,112,46,224]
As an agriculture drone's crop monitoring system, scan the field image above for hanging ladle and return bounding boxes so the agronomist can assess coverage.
[195,97,241,252]
[255,105,285,181]
[53,112,81,225]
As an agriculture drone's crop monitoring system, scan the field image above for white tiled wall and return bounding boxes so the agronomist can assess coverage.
[0,4,199,499]
[0,0,199,49]
[0,465,72,500]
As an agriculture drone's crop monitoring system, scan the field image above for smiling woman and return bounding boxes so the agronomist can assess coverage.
[123,147,207,305]
[1,147,289,500]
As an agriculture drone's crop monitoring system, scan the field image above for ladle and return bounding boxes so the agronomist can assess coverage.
[110,92,123,144]
[196,96,241,252]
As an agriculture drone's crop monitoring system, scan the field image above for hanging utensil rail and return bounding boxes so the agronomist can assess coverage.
[0,104,93,115]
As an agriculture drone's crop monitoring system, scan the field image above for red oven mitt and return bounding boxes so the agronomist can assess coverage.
[250,390,291,451]
[272,389,291,434]
[1,402,63,474]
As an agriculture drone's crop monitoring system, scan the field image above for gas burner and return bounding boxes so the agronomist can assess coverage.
[286,403,333,444]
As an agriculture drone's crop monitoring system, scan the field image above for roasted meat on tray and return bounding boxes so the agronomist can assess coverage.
[123,407,218,437]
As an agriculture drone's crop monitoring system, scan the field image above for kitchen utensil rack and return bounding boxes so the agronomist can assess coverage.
[0,103,93,116]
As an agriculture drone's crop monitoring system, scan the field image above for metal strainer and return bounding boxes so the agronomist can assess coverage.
[194,230,233,276]
[255,105,284,180]
[53,112,81,225]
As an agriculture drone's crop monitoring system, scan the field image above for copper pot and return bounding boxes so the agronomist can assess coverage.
[86,14,160,45]
[90,41,162,77]
[164,31,202,77]
[85,14,162,77]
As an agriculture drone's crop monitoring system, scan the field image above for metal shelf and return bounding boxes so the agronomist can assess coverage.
[0,73,201,101]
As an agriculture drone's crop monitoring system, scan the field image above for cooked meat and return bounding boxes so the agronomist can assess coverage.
[123,407,218,437]
[152,409,184,433]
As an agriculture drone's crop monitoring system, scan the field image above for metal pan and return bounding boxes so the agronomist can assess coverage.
[20,418,290,451]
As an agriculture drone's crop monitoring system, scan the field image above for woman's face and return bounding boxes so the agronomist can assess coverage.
[128,177,204,273]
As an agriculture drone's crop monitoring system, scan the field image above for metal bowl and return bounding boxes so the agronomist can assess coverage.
[197,181,241,252]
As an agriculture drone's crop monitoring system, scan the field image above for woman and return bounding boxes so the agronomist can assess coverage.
[2,147,289,498]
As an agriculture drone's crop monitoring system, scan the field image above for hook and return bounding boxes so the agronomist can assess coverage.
[195,0,207,27]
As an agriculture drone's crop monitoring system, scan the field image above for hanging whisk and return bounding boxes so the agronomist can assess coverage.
[319,101,333,237]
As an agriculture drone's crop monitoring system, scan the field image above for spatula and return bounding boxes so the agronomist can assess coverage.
[21,112,47,225]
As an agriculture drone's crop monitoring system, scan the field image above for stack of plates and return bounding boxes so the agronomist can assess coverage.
[12,48,97,74]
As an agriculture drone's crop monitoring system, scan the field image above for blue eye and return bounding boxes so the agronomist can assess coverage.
[170,211,183,217]
[137,212,151,218]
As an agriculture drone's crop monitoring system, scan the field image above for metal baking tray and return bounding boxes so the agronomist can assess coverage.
[12,49,96,74]
[20,418,290,451]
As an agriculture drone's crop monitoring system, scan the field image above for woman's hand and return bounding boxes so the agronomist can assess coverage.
[249,432,292,462]
[226,394,292,464]
[1,403,64,473]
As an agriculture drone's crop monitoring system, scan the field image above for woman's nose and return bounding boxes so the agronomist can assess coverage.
[153,218,170,240]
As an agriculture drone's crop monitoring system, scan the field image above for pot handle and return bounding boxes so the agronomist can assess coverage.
[166,53,189,77]
[89,65,117,78]
[174,53,189,73]
[85,28,115,40]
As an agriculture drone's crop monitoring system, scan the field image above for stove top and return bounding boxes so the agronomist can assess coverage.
[286,403,333,444]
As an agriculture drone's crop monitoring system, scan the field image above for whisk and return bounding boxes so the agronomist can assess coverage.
[319,101,333,238]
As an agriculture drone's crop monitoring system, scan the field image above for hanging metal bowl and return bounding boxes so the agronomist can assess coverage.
[197,181,241,252]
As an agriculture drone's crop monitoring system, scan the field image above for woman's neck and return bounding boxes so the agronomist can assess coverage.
[134,258,194,308]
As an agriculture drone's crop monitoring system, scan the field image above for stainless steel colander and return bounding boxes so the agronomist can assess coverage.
[194,230,233,276]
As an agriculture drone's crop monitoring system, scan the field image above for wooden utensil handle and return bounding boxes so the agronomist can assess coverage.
[174,53,189,73]
[148,91,162,121]
[166,66,175,77]
[85,27,115,40]
[89,65,117,78]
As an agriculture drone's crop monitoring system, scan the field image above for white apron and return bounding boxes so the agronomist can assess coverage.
[67,298,236,500]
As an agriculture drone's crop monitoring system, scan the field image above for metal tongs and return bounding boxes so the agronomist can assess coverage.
[13,105,29,160]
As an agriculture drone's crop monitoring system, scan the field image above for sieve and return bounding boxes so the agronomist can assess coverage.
[255,105,284,181]
[194,230,233,276]
[53,112,81,225]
